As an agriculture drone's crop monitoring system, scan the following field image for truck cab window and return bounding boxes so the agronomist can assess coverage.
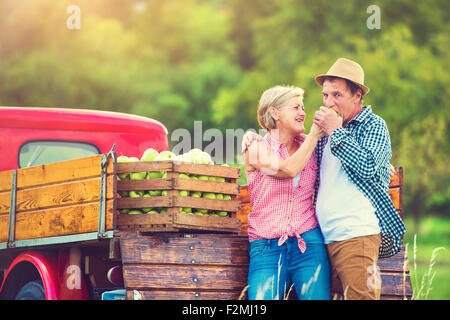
[19,141,100,168]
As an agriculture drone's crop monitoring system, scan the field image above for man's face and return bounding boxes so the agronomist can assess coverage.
[322,78,361,124]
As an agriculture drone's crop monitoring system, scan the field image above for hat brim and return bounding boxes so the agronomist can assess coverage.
[315,74,370,96]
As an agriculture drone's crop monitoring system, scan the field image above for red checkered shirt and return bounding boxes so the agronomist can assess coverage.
[245,132,319,253]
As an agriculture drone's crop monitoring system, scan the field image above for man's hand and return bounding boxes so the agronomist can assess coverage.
[241,131,262,153]
[313,106,343,136]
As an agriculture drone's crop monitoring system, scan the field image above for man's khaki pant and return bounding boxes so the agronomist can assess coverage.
[326,234,381,300]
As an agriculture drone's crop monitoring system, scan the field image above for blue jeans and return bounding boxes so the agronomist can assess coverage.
[247,228,331,300]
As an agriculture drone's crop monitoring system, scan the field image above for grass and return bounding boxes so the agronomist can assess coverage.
[403,216,450,300]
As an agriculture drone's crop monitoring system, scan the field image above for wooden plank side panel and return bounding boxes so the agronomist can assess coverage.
[389,187,400,210]
[123,264,248,291]
[174,163,241,179]
[0,176,115,215]
[0,154,114,192]
[127,289,243,300]
[0,200,115,242]
[175,178,240,195]
[380,272,412,299]
[120,233,249,266]
[173,213,242,233]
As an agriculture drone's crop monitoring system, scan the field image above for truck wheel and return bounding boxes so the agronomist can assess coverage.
[15,280,46,300]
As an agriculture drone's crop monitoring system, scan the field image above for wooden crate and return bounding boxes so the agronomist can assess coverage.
[0,155,116,244]
[116,160,242,233]
[119,231,249,300]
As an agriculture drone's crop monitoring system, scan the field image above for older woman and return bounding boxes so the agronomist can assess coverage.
[244,85,330,300]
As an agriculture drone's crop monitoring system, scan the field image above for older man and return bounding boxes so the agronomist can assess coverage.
[312,58,406,299]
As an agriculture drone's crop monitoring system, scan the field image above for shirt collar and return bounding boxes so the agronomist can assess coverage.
[347,105,372,125]
[265,131,304,154]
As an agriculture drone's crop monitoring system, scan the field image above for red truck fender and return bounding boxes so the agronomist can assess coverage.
[0,251,60,300]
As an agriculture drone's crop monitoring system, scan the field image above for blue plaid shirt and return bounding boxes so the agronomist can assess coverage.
[313,105,407,258]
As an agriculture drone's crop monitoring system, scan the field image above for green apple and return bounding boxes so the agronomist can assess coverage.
[198,175,209,181]
[320,108,338,116]
[117,155,130,180]
[179,190,189,197]
[201,151,214,165]
[208,176,217,181]
[216,193,224,200]
[154,151,175,161]
[217,211,228,217]
[147,171,163,179]
[128,209,142,215]
[188,148,203,164]
[160,209,167,214]
[161,190,168,196]
[129,190,144,198]
[141,148,159,161]
[216,177,225,182]
[128,155,146,180]
[191,191,202,198]
[179,173,190,179]
[119,208,130,214]
[148,190,162,196]
[141,193,153,212]
[203,192,216,200]
[223,194,232,200]
[147,210,159,214]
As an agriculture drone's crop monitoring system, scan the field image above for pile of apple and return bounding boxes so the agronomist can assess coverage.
[117,148,232,217]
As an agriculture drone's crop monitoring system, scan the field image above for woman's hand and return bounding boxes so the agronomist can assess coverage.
[313,107,343,136]
[241,130,262,153]
[310,122,327,140]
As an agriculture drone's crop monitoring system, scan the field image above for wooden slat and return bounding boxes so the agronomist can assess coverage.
[117,161,173,174]
[120,233,249,265]
[380,272,412,298]
[123,264,248,290]
[173,213,242,232]
[0,200,115,242]
[116,196,172,209]
[127,289,243,300]
[117,179,173,191]
[389,187,400,210]
[0,175,115,215]
[116,161,240,179]
[174,162,240,178]
[175,196,241,212]
[175,178,240,195]
[117,212,175,231]
[0,154,113,192]
[378,247,410,273]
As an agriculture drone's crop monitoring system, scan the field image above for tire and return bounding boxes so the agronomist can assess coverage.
[15,280,46,300]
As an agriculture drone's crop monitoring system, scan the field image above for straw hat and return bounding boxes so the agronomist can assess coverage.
[315,58,370,95]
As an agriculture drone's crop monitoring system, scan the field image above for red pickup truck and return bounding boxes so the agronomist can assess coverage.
[0,106,412,301]
[0,106,169,299]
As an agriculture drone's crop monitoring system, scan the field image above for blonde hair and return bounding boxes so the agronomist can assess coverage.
[257,85,304,131]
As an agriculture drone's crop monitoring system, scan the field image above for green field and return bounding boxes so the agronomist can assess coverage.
[403,216,450,300]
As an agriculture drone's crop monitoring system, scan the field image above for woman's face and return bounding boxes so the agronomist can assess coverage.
[275,96,306,135]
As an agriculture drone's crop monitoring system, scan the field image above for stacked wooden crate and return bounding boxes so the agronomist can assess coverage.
[115,159,242,233]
